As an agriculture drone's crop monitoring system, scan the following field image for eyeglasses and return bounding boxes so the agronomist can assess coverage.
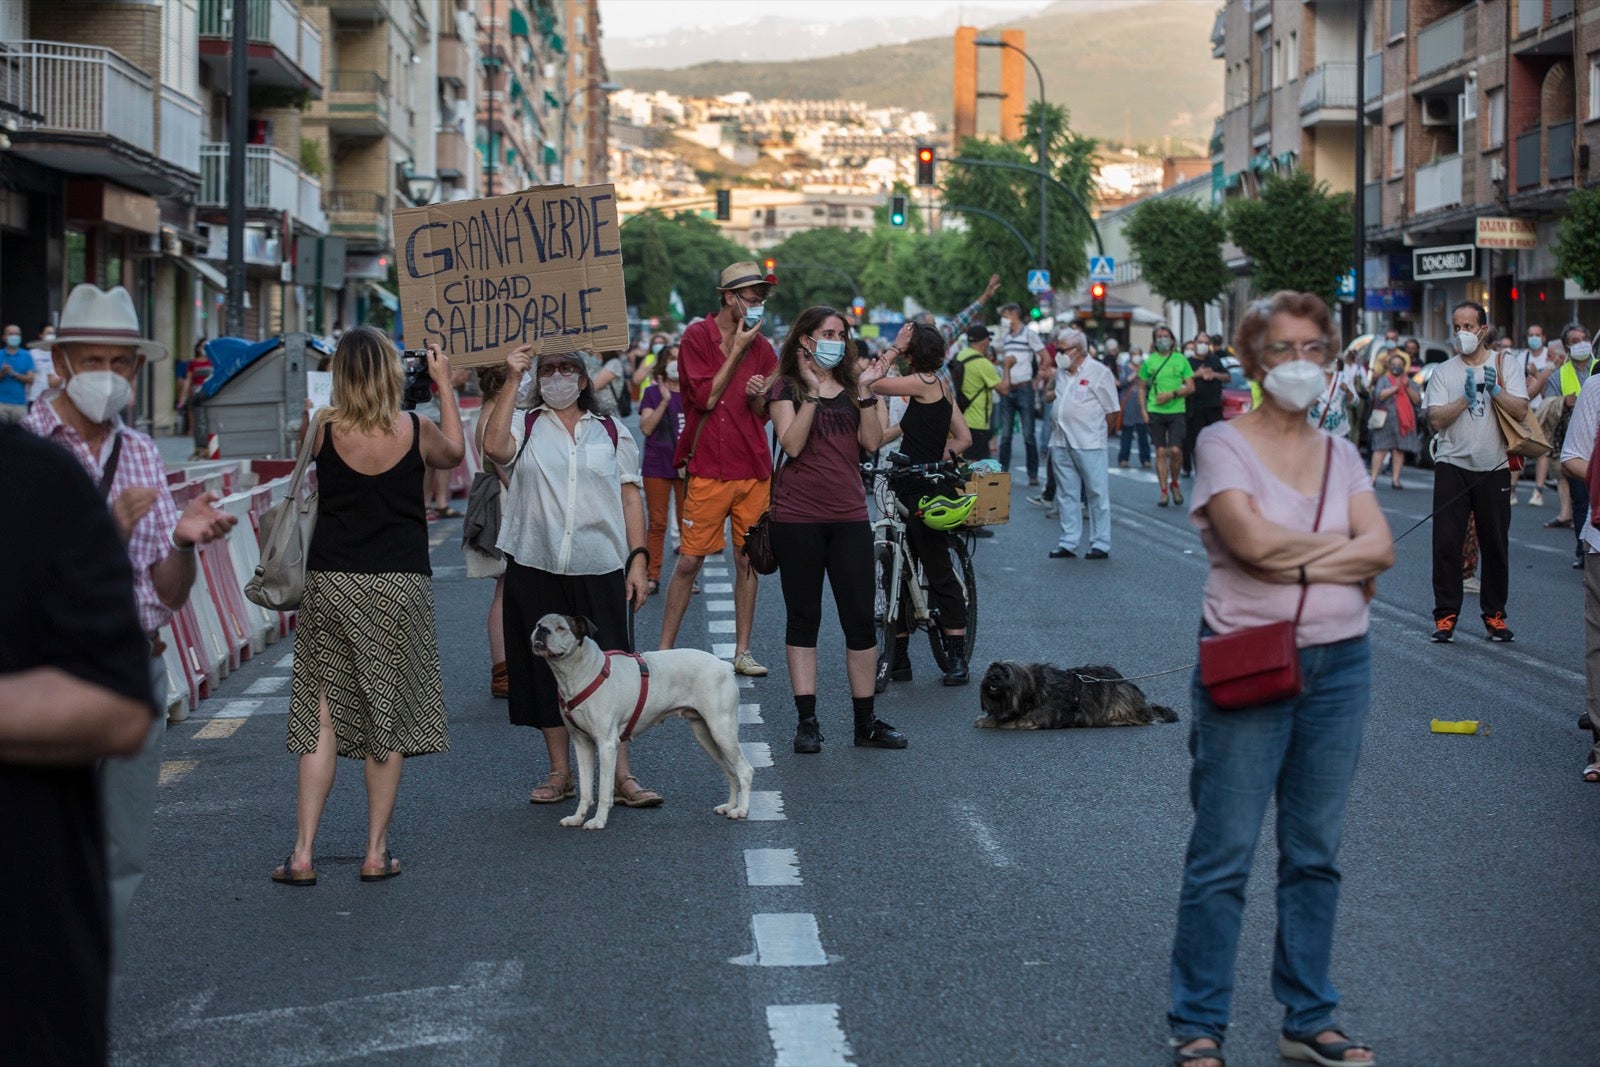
[537,362,581,379]
[1264,340,1329,359]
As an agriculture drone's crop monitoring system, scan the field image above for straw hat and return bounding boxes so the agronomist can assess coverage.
[41,283,167,362]
[716,262,777,292]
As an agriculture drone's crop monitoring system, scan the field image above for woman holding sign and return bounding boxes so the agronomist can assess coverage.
[482,344,659,809]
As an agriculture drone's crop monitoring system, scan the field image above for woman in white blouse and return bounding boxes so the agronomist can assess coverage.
[482,346,656,808]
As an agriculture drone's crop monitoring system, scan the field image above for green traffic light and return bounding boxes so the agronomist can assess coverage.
[890,213,905,226]
[1029,306,1042,320]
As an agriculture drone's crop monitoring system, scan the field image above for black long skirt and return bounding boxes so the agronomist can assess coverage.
[502,557,630,729]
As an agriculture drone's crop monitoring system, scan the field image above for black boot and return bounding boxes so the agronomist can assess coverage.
[793,716,823,754]
[940,632,970,687]
[853,697,907,749]
[889,634,912,682]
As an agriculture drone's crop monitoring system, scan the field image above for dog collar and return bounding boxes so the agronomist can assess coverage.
[558,651,652,743]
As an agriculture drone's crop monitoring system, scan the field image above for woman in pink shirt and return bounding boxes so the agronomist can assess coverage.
[1168,292,1393,1067]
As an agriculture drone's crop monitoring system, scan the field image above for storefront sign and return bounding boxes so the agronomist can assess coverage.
[1412,244,1477,281]
[1475,216,1537,250]
[1363,288,1413,312]
[394,183,626,367]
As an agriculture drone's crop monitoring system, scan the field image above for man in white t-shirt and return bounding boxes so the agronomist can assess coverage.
[1558,347,1600,780]
[995,303,1045,486]
[1423,300,1529,643]
[1045,328,1119,560]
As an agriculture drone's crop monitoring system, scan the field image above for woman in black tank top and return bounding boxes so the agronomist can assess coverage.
[867,321,975,685]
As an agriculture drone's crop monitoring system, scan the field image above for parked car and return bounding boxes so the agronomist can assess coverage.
[1220,356,1254,420]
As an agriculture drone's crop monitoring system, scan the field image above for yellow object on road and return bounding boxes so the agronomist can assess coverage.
[1431,719,1481,735]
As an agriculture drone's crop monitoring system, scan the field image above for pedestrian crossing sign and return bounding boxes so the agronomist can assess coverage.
[1026,269,1051,293]
[1088,256,1116,282]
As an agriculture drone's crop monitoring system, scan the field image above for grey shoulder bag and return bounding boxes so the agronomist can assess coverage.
[245,412,321,611]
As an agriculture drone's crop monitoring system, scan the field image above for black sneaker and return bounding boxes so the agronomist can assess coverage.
[1483,612,1515,642]
[1430,614,1457,643]
[793,718,823,754]
[854,719,907,749]
[1049,547,1076,559]
[1085,548,1110,560]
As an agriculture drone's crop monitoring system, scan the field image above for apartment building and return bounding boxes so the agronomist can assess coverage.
[0,0,206,429]
[1214,0,1600,339]
[434,0,479,203]
[477,0,563,195]
[558,0,608,184]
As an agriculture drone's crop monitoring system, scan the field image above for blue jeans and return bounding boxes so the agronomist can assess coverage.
[1118,421,1151,465]
[1169,633,1371,1043]
[1049,444,1110,552]
[996,385,1038,478]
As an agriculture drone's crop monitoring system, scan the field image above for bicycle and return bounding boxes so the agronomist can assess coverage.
[861,454,980,693]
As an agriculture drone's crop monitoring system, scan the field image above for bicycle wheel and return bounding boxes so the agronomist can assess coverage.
[873,543,897,694]
[925,533,978,670]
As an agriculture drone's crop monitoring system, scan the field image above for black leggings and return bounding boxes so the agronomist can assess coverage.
[770,520,876,650]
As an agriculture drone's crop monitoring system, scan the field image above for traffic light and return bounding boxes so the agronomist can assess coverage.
[915,145,936,187]
[715,189,731,221]
[889,194,907,228]
[1090,281,1107,319]
[850,296,866,317]
[763,256,777,275]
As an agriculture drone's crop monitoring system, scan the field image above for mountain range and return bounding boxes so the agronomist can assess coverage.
[611,0,1222,146]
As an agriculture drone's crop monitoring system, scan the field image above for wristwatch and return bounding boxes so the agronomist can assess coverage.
[170,529,196,553]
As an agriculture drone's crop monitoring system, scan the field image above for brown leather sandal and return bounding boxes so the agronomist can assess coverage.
[614,775,664,808]
[529,769,574,804]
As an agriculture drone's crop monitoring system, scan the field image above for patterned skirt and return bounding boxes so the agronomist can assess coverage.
[288,570,449,760]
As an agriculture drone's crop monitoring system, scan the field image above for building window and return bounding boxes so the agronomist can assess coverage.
[1590,56,1600,120]
[1388,0,1406,40]
[1486,87,1505,147]
[1288,30,1299,83]
[1390,122,1405,176]
[1258,30,1271,94]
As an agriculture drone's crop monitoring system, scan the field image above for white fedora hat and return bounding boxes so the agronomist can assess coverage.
[42,283,167,362]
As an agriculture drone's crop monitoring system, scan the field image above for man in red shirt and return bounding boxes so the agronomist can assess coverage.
[660,262,780,675]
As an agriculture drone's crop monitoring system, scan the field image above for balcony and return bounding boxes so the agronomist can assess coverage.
[198,142,325,233]
[197,0,323,93]
[1363,181,1382,230]
[438,33,472,86]
[1417,7,1469,78]
[1413,153,1463,214]
[1250,95,1269,133]
[1210,5,1225,59]
[318,70,390,139]
[1300,62,1356,124]
[1363,52,1382,107]
[324,0,389,24]
[436,125,472,180]
[325,188,388,248]
[159,87,203,175]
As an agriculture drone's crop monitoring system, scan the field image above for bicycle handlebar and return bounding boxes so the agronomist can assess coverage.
[859,459,964,479]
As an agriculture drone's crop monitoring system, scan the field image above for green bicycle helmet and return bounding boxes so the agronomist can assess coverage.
[916,492,977,531]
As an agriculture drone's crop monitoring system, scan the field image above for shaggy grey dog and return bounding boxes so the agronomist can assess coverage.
[975,661,1178,730]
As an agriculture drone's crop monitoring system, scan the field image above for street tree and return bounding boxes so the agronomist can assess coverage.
[637,218,674,322]
[938,100,1097,310]
[762,227,870,322]
[1122,196,1231,330]
[1225,169,1353,305]
[1555,186,1600,293]
[620,209,751,323]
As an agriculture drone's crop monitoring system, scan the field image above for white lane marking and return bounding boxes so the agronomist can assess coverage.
[714,643,737,658]
[704,566,730,577]
[113,961,522,1064]
[708,618,737,633]
[767,1004,855,1067]
[707,598,736,612]
[428,534,447,547]
[741,741,773,768]
[194,718,244,741]
[1108,467,1160,485]
[953,799,1016,869]
[159,760,199,786]
[738,676,755,689]
[744,848,802,887]
[731,913,828,967]
[704,582,734,593]
[431,565,466,579]
[747,791,786,821]
[275,653,295,669]
[739,703,763,725]
[216,699,264,719]
[244,676,289,695]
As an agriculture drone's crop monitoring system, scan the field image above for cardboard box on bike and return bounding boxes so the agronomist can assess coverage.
[965,472,1010,526]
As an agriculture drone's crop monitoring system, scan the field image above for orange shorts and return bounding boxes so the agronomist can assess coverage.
[679,476,770,557]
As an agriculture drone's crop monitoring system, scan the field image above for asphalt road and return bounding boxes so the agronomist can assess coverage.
[113,439,1595,1067]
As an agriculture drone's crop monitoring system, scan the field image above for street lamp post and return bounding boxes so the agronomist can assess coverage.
[557,79,621,183]
[975,36,1048,275]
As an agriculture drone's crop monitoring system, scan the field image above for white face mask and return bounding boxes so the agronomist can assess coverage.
[1572,341,1594,361]
[541,370,582,409]
[1455,330,1480,356]
[665,360,679,381]
[65,365,134,424]
[1195,342,1210,356]
[1262,359,1326,411]
[1055,352,1072,371]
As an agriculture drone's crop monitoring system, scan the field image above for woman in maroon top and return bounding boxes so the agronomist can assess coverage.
[765,305,903,753]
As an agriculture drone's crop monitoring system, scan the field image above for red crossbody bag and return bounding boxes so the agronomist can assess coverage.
[1198,436,1334,710]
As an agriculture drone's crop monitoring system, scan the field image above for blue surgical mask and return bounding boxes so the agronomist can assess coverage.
[743,304,764,329]
[1528,335,1545,350]
[3,334,18,348]
[811,338,846,369]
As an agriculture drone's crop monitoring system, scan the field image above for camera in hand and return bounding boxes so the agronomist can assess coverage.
[400,351,432,409]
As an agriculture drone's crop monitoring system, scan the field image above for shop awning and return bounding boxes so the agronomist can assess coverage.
[180,255,228,290]
[365,281,399,312]
[544,89,560,110]
[509,9,530,37]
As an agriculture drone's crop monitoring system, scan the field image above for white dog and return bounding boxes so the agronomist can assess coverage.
[530,613,753,830]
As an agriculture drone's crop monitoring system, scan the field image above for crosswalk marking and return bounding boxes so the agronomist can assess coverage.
[159,760,199,786]
[740,741,773,769]
[739,704,762,725]
[747,791,786,821]
[243,675,288,695]
[194,718,244,741]
[736,913,828,967]
[767,1004,854,1066]
[745,848,802,887]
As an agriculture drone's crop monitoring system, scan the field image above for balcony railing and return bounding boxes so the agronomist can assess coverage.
[1300,62,1357,113]
[1363,52,1382,104]
[1414,153,1463,213]
[1549,121,1575,183]
[198,0,322,86]
[1250,95,1269,132]
[325,189,385,215]
[199,142,302,213]
[0,40,153,154]
[159,87,202,174]
[1417,7,1468,78]
[1363,182,1382,230]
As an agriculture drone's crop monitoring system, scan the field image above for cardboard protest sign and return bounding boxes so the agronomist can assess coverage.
[393,183,627,367]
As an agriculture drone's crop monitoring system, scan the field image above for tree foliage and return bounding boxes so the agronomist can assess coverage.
[1555,186,1600,294]
[619,209,751,324]
[1122,196,1232,327]
[1224,170,1353,305]
[638,219,674,321]
[938,100,1098,309]
[760,227,870,321]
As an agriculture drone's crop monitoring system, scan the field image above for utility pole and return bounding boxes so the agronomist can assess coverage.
[485,3,496,196]
[225,0,248,337]
[1353,0,1367,336]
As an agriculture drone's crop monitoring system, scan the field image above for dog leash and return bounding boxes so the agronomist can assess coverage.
[1071,663,1195,686]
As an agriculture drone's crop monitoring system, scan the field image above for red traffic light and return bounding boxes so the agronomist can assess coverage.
[915,145,936,187]
[917,147,934,164]
[763,257,776,273]
[1090,282,1106,299]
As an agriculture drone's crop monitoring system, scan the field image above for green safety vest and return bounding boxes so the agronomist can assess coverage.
[1560,360,1592,396]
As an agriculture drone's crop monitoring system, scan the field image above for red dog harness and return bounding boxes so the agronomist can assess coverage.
[557,651,652,742]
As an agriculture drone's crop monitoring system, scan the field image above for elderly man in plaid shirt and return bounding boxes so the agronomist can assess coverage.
[25,283,236,969]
